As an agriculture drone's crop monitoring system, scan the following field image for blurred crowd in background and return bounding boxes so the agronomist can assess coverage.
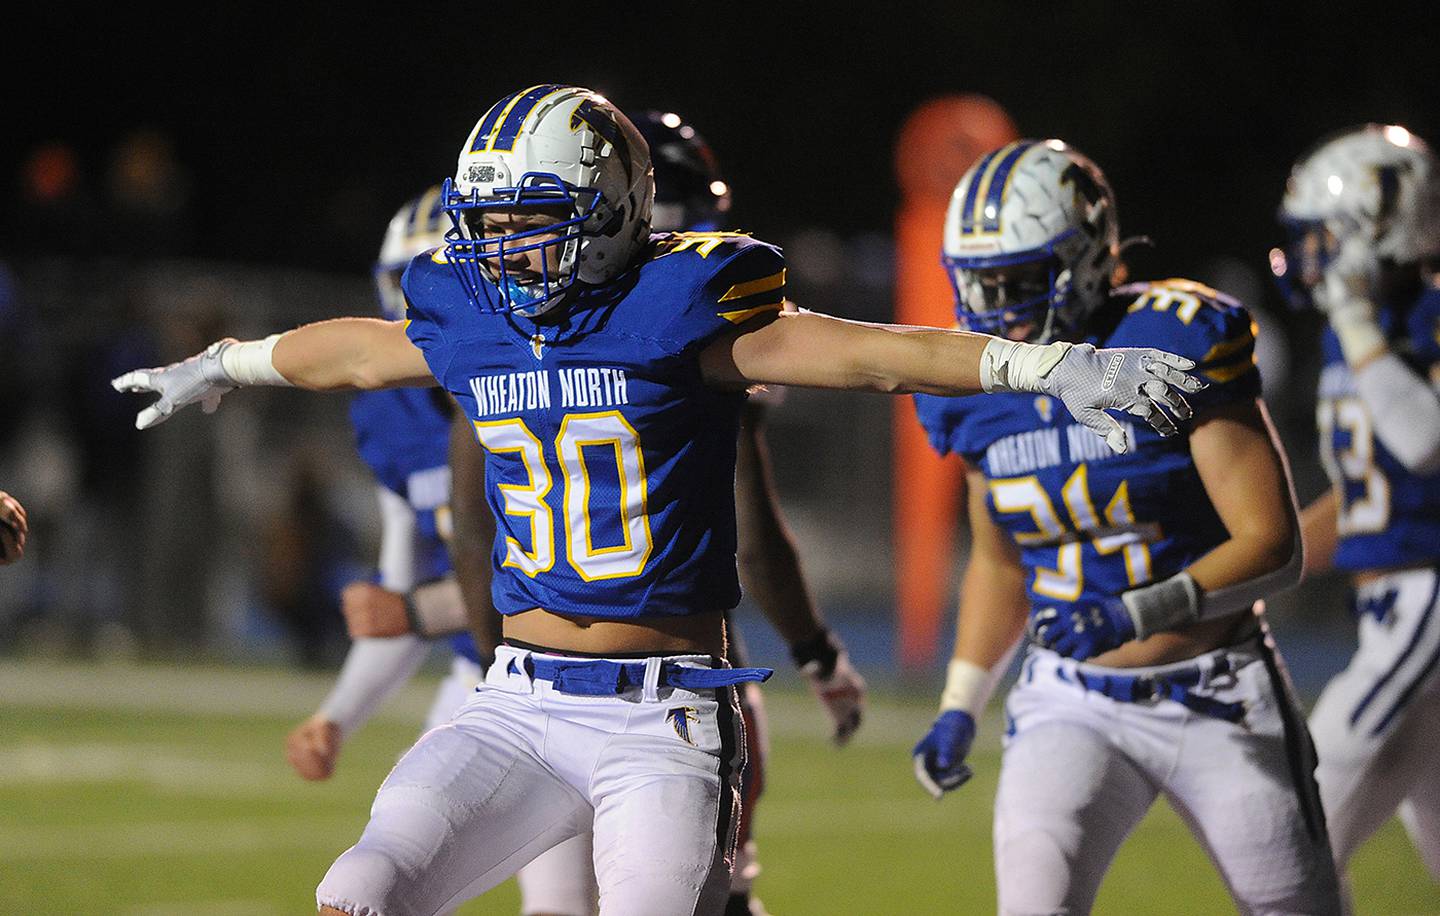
[0,125,1353,685]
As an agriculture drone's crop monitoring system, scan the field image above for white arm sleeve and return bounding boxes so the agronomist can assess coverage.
[1353,353,1440,475]
[316,635,431,736]
[376,486,418,592]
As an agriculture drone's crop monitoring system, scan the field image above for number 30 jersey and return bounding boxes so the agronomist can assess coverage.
[914,280,1261,615]
[401,232,785,620]
[1317,287,1440,572]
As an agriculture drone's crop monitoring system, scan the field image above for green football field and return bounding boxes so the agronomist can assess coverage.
[1,660,1434,915]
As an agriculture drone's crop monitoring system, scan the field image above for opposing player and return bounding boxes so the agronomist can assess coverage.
[114,87,1201,915]
[0,490,27,564]
[1276,124,1440,890]
[910,139,1341,914]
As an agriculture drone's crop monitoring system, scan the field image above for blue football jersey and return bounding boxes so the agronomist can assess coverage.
[350,386,482,664]
[914,279,1261,615]
[401,231,785,620]
[1317,286,1440,571]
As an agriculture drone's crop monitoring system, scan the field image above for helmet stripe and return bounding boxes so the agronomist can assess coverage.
[469,89,522,153]
[958,148,1003,235]
[967,142,1021,233]
[979,141,1036,232]
[491,84,568,152]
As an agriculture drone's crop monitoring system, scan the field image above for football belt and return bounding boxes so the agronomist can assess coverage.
[1062,655,1246,723]
[520,655,773,696]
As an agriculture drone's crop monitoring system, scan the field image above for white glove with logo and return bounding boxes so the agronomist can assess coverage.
[111,341,237,430]
[981,338,1203,454]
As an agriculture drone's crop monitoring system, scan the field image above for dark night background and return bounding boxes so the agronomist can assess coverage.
[10,3,1440,278]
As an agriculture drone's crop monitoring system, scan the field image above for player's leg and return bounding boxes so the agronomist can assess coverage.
[1309,569,1440,868]
[516,833,599,916]
[588,680,746,916]
[317,684,592,916]
[1162,639,1342,915]
[993,663,1157,915]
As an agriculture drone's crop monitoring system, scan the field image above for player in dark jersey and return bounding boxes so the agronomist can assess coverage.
[114,87,1200,916]
[1276,124,1440,897]
[910,139,1341,914]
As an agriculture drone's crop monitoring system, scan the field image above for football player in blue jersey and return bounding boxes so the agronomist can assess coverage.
[909,139,1342,914]
[283,189,597,916]
[113,86,1202,916]
[1276,124,1440,894]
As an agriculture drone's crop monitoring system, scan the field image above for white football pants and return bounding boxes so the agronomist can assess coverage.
[1308,567,1440,882]
[318,645,744,916]
[995,637,1341,916]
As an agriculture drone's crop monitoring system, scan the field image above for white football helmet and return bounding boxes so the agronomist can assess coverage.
[442,85,654,317]
[1275,124,1440,306]
[374,186,447,320]
[942,139,1118,341]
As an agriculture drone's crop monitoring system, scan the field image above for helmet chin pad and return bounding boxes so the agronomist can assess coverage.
[441,173,601,317]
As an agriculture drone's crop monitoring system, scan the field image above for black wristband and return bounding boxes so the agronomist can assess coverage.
[401,591,424,637]
[789,627,840,679]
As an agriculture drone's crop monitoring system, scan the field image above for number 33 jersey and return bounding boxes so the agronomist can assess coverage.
[1317,287,1440,572]
[401,232,785,620]
[915,280,1261,615]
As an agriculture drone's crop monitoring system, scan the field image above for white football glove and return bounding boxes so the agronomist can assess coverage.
[791,628,866,746]
[111,340,237,430]
[1038,343,1201,453]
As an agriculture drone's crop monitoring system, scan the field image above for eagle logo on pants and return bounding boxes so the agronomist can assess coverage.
[666,706,699,745]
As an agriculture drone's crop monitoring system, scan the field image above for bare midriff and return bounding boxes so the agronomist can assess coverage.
[1085,611,1256,669]
[503,607,728,657]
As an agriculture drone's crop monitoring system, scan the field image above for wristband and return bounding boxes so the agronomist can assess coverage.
[1120,571,1202,640]
[402,576,468,638]
[980,338,1071,393]
[939,658,991,715]
[218,334,293,387]
[1329,304,1387,367]
[790,627,841,679]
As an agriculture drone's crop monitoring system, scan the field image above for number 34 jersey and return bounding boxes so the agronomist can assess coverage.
[1317,287,1440,572]
[401,232,785,620]
[914,280,1261,614]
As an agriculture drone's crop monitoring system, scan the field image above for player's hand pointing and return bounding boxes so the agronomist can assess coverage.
[111,340,237,430]
[1041,344,1201,453]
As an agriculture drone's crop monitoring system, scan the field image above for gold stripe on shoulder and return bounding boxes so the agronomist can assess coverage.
[719,270,785,302]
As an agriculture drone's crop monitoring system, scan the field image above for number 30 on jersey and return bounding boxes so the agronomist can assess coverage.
[474,411,653,582]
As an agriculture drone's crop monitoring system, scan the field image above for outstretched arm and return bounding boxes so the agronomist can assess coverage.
[112,318,434,429]
[700,311,1202,454]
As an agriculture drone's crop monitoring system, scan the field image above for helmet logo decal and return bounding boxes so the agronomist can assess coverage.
[1060,162,1108,237]
[570,98,633,181]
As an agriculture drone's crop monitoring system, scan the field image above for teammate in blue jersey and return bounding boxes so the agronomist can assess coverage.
[113,86,1201,916]
[284,188,488,785]
[1276,124,1440,895]
[910,139,1341,914]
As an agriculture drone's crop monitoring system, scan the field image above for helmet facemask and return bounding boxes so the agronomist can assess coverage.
[442,173,602,318]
